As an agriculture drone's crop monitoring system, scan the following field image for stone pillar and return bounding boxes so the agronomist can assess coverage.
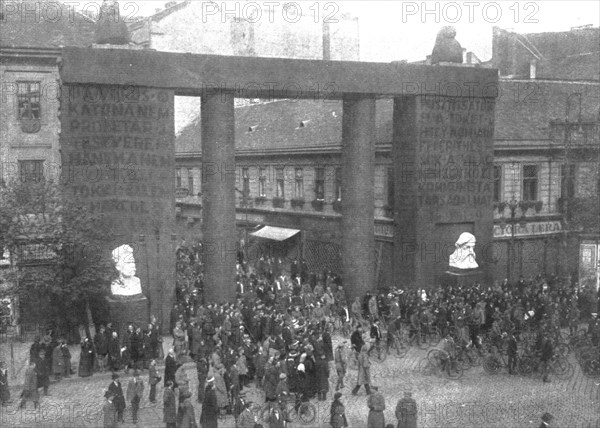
[201,92,236,303]
[341,97,376,301]
[392,95,496,289]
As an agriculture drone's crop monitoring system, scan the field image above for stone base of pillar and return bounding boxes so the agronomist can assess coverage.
[105,295,149,334]
[441,269,486,289]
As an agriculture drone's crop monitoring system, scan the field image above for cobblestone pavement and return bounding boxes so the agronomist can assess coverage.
[1,336,599,427]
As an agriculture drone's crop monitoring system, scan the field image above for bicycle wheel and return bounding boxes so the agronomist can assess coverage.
[483,356,501,375]
[466,348,482,367]
[418,358,435,376]
[428,329,441,347]
[552,359,574,381]
[446,360,464,380]
[517,357,534,377]
[427,349,446,366]
[298,402,317,424]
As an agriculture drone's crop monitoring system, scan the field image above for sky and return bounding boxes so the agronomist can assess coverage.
[102,0,600,61]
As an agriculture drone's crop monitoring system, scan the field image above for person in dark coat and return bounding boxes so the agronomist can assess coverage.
[163,380,177,428]
[180,391,197,428]
[165,349,178,388]
[540,337,554,383]
[60,340,72,377]
[107,373,126,423]
[29,338,42,365]
[95,326,109,372]
[0,361,11,404]
[126,370,144,424]
[315,354,330,401]
[78,337,94,377]
[149,360,161,403]
[196,357,209,404]
[200,377,219,428]
[330,392,348,428]
[107,332,121,372]
[51,343,64,380]
[103,390,118,428]
[19,360,39,409]
[395,391,417,428]
[36,349,50,396]
[366,386,385,428]
[322,328,334,362]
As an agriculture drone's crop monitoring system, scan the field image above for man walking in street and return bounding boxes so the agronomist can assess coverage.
[507,331,518,375]
[19,360,39,410]
[334,341,347,391]
[163,380,177,428]
[127,370,145,423]
[366,386,385,428]
[352,344,371,396]
[395,391,417,428]
[107,373,126,423]
[149,360,161,403]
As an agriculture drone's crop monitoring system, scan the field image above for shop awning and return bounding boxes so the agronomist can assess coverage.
[250,226,300,241]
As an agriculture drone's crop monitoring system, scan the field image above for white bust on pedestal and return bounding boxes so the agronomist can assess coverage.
[449,232,479,270]
[110,245,143,297]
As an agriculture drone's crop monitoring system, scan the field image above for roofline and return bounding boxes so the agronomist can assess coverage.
[0,46,63,59]
[499,78,600,85]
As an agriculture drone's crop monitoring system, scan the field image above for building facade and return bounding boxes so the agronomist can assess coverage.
[174,26,600,290]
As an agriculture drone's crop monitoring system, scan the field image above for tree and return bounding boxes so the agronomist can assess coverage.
[0,179,116,332]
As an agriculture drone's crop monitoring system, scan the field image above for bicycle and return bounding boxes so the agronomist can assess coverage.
[424,349,464,379]
[518,352,574,380]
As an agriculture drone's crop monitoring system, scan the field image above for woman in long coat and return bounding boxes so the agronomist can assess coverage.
[163,381,177,427]
[315,354,330,401]
[212,365,228,411]
[78,338,94,377]
[200,379,219,428]
[180,392,197,428]
[20,361,39,408]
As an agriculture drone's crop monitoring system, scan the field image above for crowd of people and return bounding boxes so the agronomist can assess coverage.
[2,242,591,428]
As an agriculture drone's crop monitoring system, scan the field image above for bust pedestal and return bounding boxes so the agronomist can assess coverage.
[105,295,149,333]
[442,268,485,289]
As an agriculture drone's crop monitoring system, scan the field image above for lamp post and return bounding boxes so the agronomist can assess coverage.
[561,93,583,286]
[499,193,527,282]
[235,188,249,261]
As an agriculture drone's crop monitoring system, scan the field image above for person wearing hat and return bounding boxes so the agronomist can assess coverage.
[107,373,126,423]
[103,390,117,428]
[539,412,554,428]
[126,370,144,423]
[367,386,385,428]
[395,391,417,428]
[275,372,289,402]
[330,392,348,428]
[200,377,218,427]
[95,325,109,373]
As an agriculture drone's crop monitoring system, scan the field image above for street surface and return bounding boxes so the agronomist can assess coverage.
[1,335,599,427]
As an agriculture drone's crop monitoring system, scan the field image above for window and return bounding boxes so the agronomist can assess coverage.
[493,165,502,202]
[258,167,267,197]
[176,168,182,188]
[187,168,194,195]
[276,167,284,198]
[561,164,576,199]
[242,167,250,198]
[17,82,41,120]
[335,167,342,201]
[387,167,395,212]
[522,165,538,201]
[315,167,325,201]
[19,160,44,183]
[294,168,304,199]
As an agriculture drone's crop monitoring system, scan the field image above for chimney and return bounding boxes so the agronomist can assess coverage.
[466,52,473,64]
[322,21,331,60]
[529,58,537,79]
